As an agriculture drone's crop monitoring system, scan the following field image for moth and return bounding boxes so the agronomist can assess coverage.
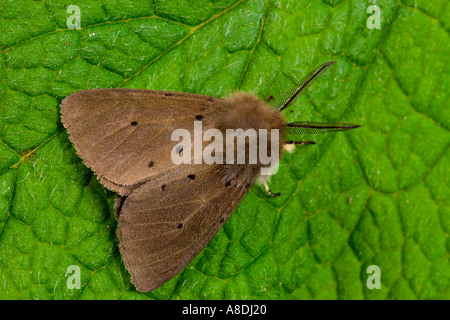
[60,61,360,292]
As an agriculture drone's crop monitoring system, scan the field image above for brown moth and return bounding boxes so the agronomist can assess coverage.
[60,61,360,292]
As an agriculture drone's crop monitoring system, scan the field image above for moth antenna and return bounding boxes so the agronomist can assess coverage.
[263,180,281,197]
[275,61,337,112]
[286,121,361,135]
[285,140,316,145]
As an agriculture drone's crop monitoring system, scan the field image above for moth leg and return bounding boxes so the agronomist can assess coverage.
[266,95,274,103]
[263,180,281,197]
[285,140,316,145]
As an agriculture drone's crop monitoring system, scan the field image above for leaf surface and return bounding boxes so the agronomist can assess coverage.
[0,0,449,299]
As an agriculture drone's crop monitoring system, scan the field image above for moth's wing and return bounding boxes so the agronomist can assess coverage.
[60,88,224,195]
[117,164,253,292]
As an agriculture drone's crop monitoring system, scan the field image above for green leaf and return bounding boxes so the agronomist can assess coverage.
[0,0,449,300]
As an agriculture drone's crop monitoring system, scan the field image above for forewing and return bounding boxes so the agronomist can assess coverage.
[117,164,253,292]
[60,88,223,195]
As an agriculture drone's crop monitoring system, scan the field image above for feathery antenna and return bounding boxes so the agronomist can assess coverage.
[276,61,337,112]
[286,121,361,135]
